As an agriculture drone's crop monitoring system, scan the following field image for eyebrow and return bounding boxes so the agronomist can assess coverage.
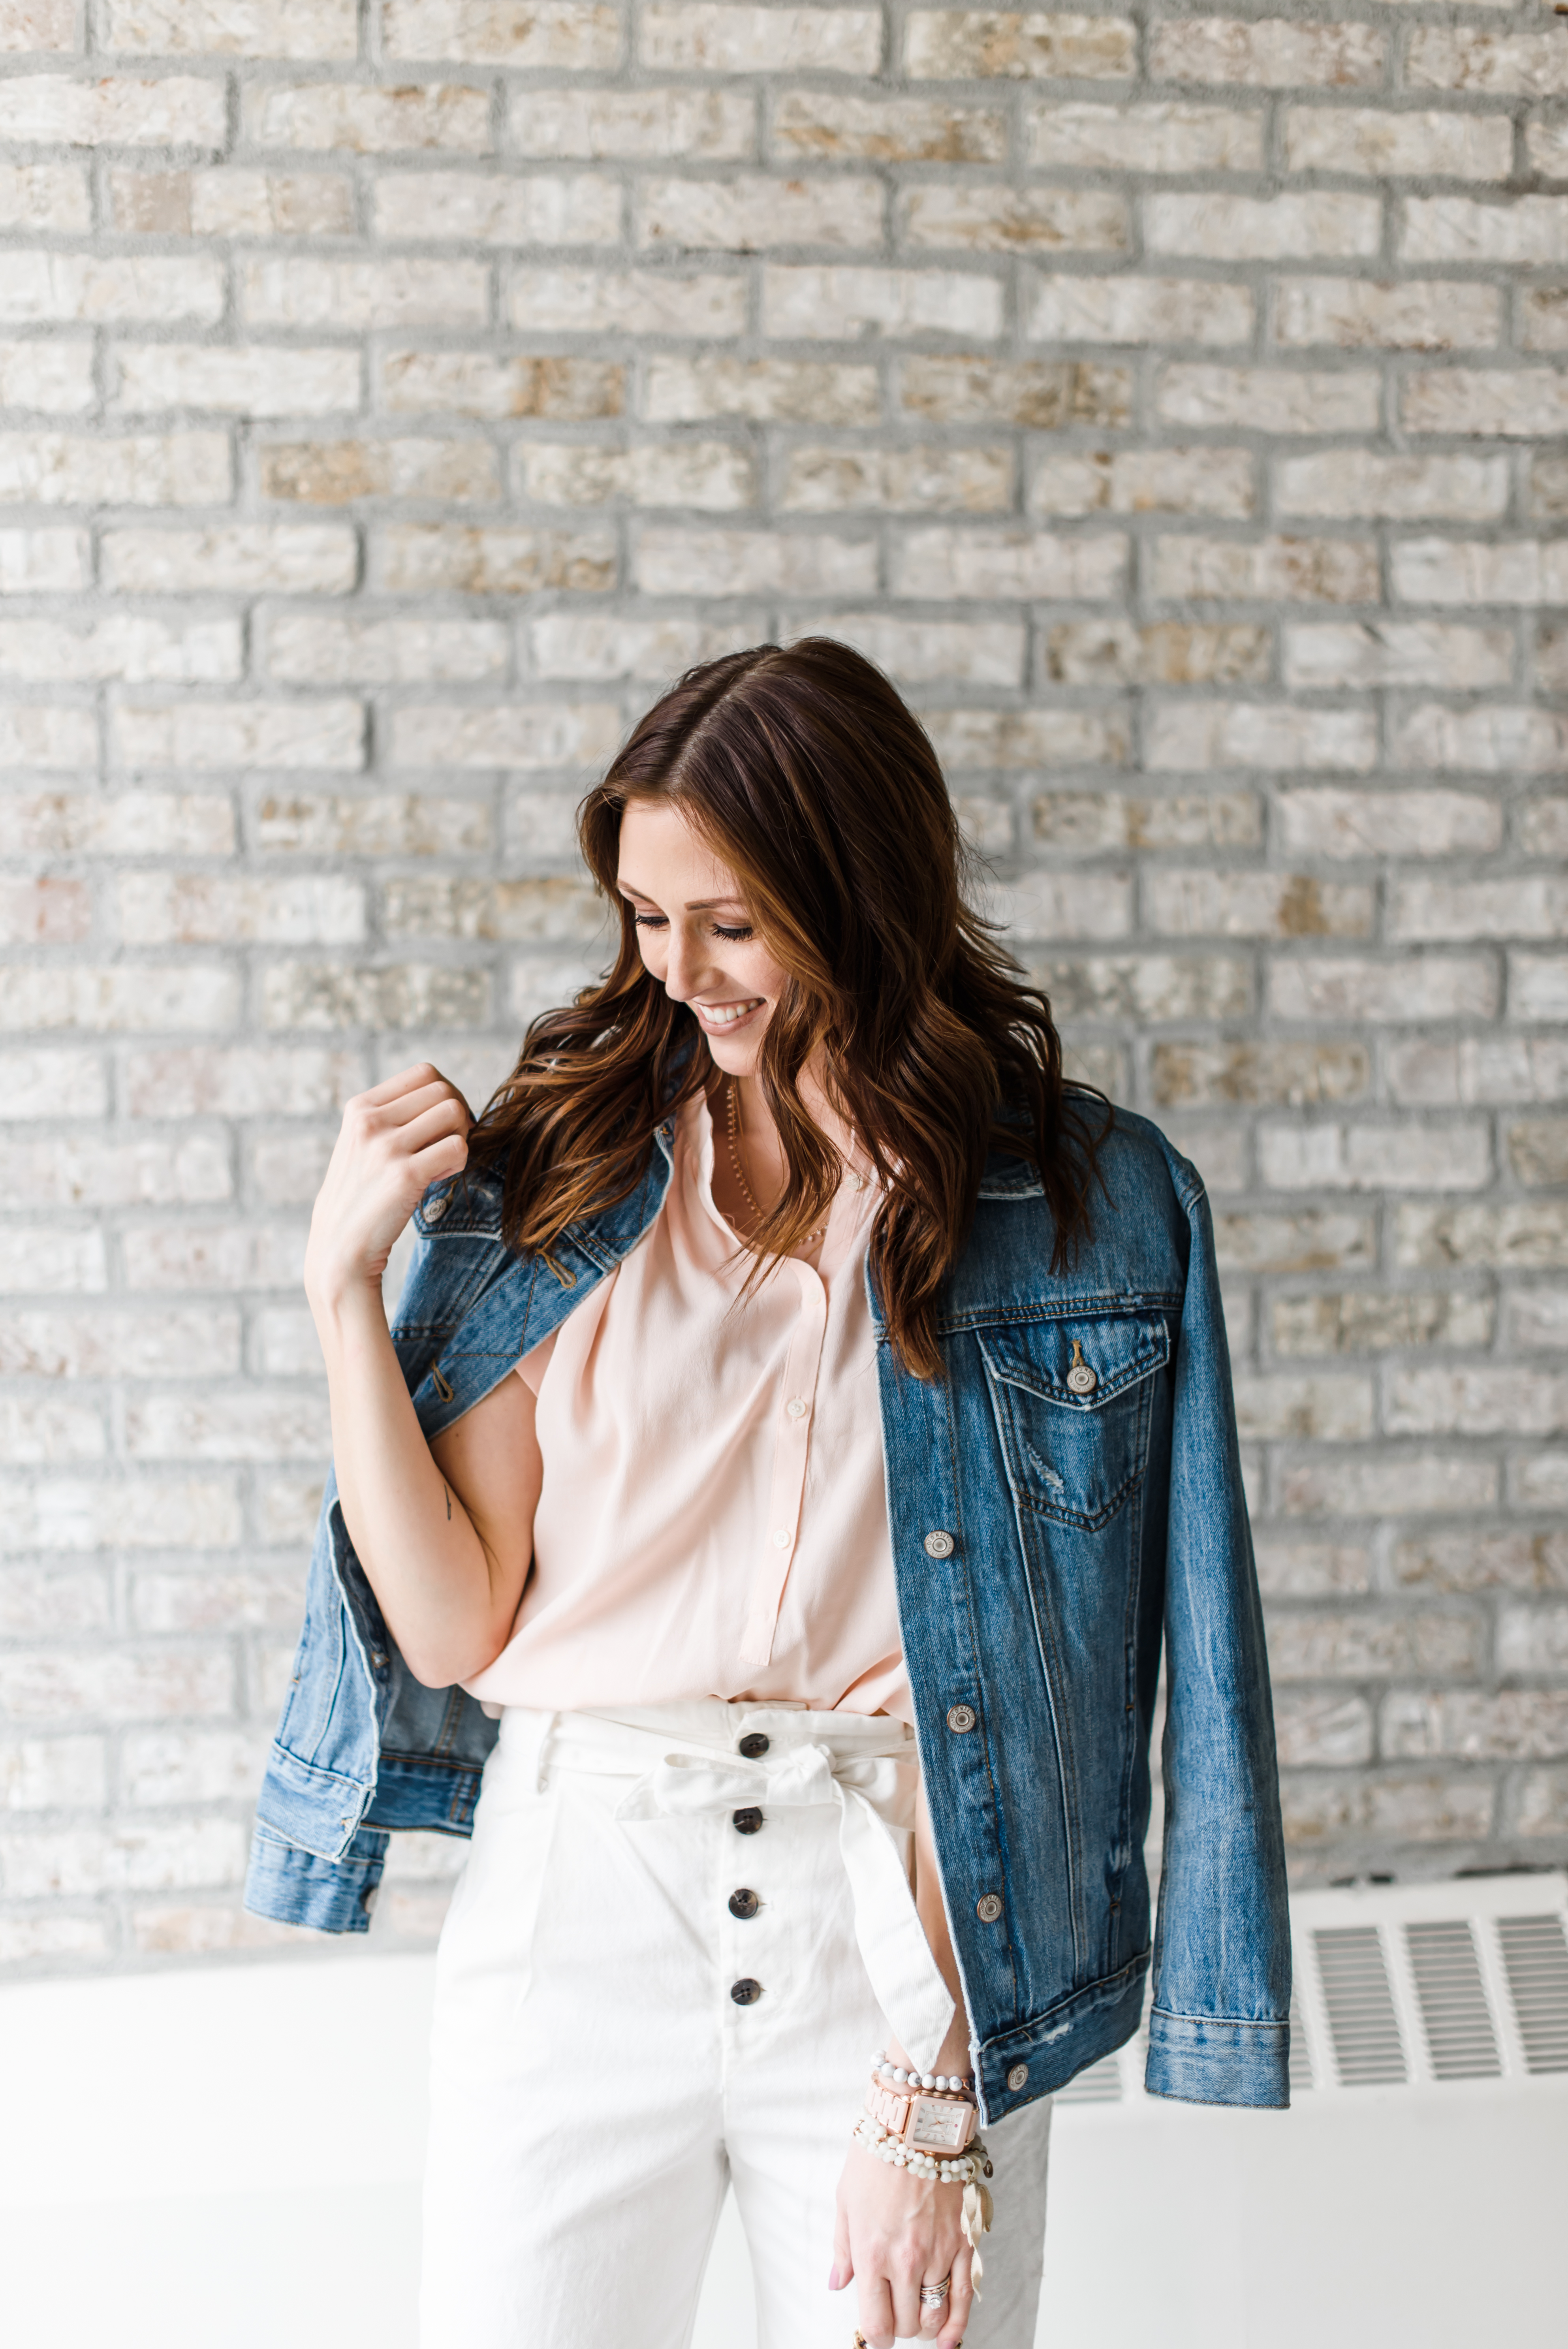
[617,879,747,912]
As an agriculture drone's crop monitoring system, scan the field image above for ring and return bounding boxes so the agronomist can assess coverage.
[920,2276,952,2305]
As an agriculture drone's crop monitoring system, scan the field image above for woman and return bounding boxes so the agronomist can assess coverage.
[246,641,1291,2349]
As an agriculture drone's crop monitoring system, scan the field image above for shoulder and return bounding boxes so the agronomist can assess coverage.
[1088,1101,1205,1218]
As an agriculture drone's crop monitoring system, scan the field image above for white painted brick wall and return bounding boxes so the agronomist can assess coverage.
[0,0,1565,1975]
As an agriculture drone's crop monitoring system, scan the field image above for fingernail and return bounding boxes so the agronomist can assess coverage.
[827,2266,842,2292]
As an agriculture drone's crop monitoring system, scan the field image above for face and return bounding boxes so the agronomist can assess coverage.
[617,799,789,1076]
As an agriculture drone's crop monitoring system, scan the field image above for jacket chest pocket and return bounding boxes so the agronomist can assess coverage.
[976,1313,1171,1532]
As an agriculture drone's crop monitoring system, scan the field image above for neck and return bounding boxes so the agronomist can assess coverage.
[730,1059,856,1166]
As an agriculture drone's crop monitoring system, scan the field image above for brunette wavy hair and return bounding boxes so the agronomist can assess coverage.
[466,638,1111,1380]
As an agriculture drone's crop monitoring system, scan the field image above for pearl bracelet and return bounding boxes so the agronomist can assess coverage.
[851,2111,993,2186]
[870,2048,975,2095]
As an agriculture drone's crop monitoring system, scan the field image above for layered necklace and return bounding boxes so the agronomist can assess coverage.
[724,1075,832,1250]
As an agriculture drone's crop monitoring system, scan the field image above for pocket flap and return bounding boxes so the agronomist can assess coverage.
[976,1313,1171,1412]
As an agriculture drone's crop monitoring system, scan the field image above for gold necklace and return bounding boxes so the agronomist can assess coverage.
[725,1077,829,1248]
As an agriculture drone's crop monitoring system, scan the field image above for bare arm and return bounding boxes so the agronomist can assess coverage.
[305,1063,541,1689]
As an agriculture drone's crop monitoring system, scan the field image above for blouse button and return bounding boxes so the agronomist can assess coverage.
[923,1529,955,1559]
[773,1526,790,1548]
[976,1893,1004,1924]
[946,1704,977,1734]
[786,1397,808,1419]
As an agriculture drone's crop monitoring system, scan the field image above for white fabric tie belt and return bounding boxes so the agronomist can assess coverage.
[515,1703,957,2076]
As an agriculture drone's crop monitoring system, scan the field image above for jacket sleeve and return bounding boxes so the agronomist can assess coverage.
[1145,1163,1293,2108]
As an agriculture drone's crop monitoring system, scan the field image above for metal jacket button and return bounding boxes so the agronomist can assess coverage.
[946,1704,977,1733]
[923,1529,955,1558]
[738,1732,770,1759]
[730,1977,763,2005]
[976,1892,1004,1923]
[1007,2062,1029,2091]
[733,1807,763,1834]
[728,1888,760,1920]
[1066,1339,1098,1396]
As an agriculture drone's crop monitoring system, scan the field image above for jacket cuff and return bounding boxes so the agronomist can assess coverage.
[1143,2008,1291,2108]
[243,1823,387,1935]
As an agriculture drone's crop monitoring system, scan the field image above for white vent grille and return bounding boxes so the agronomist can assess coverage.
[1313,1926,1407,2086]
[1497,1914,1568,2076]
[1054,2052,1122,2106]
[1406,1920,1501,2081]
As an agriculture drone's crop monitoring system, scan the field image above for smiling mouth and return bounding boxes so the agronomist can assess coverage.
[694,997,764,1028]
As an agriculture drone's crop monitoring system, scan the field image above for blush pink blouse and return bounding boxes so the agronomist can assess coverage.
[461,1091,911,1724]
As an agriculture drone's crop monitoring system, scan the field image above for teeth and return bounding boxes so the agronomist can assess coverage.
[701,999,760,1025]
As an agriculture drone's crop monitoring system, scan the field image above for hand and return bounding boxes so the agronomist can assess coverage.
[830,2139,972,2349]
[304,1063,471,1313]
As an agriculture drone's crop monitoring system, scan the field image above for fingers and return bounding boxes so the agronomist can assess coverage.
[855,2275,895,2349]
[829,2203,852,2293]
[889,2257,925,2344]
[357,1066,474,1126]
[937,2245,974,2349]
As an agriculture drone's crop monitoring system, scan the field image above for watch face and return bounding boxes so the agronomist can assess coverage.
[909,2096,969,2152]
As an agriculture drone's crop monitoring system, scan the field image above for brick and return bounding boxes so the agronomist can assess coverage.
[243,255,491,328]
[125,1390,328,1463]
[1388,1035,1568,1109]
[1149,871,1371,941]
[1269,955,1497,1023]
[1273,1692,1374,1767]
[260,438,498,505]
[0,1644,233,1715]
[0,878,90,944]
[1235,1373,1372,1442]
[1526,119,1568,177]
[1148,194,1379,262]
[383,1,622,66]
[6,792,234,856]
[643,355,876,423]
[1028,275,1249,345]
[113,700,363,773]
[763,265,1001,341]
[0,1819,244,1899]
[895,525,1124,601]
[1280,1454,1497,1518]
[1391,1366,1568,1441]
[1514,1452,1568,1512]
[111,166,357,237]
[0,1130,232,1202]
[0,1,75,50]
[901,356,1130,428]
[1513,955,1568,1022]
[0,251,223,325]
[1255,1542,1371,1599]
[1508,1120,1568,1191]
[1393,705,1568,775]
[245,80,493,151]
[902,185,1127,254]
[990,871,1131,941]
[1212,1210,1375,1273]
[1158,366,1379,433]
[641,6,879,72]
[1384,1692,1568,1763]
[0,1916,110,1964]
[905,12,1133,81]
[506,786,589,854]
[1392,878,1568,944]
[0,1397,105,1464]
[927,705,1130,770]
[1150,702,1376,773]
[102,526,355,595]
[0,1048,107,1121]
[0,1308,239,1382]
[1270,1607,1480,1680]
[1396,1201,1568,1271]
[1403,370,1568,438]
[391,702,619,770]
[377,524,617,594]
[1529,630,1568,696]
[117,874,365,948]
[1029,447,1254,519]
[792,612,1023,686]
[1259,1121,1490,1194]
[115,345,360,416]
[1404,197,1568,269]
[0,1739,105,1812]
[1284,624,1512,692]
[0,528,87,592]
[128,1905,305,1956]
[264,613,507,684]
[253,1307,325,1376]
[259,1476,325,1546]
[1395,1530,1568,1595]
[384,349,624,417]
[510,955,599,1025]
[124,1045,361,1119]
[0,339,92,412]
[260,962,489,1031]
[1280,1775,1495,1848]
[1154,1041,1369,1112]
[1275,451,1508,523]
[1152,18,1383,87]
[0,433,230,508]
[510,87,753,160]
[1152,535,1376,604]
[1273,1289,1491,1356]
[0,616,241,685]
[1276,787,1501,861]
[1043,622,1267,686]
[1517,1771,1568,1837]
[1029,952,1249,1021]
[1283,109,1513,181]
[508,269,744,340]
[104,0,355,54]
[526,614,763,681]
[0,76,226,146]
[1407,32,1568,99]
[638,173,882,252]
[635,527,875,597]
[1519,797,1568,855]
[121,1729,272,1806]
[773,91,1005,164]
[780,443,1012,514]
[1028,101,1262,173]
[382,876,604,942]
[256,791,488,854]
[0,706,97,770]
[1275,278,1500,353]
[1393,537,1568,607]
[1521,292,1568,354]
[120,1222,305,1292]
[373,171,619,244]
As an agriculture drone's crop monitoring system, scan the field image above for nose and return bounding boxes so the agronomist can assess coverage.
[661,922,716,1004]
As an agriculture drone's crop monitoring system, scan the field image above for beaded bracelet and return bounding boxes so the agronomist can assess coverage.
[870,2047,976,2095]
[851,2110,992,2186]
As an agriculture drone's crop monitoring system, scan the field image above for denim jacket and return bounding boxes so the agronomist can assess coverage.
[245,1100,1291,2120]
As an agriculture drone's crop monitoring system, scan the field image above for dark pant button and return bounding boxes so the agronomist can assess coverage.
[729,1977,763,2006]
[728,1888,760,1920]
[732,1806,763,1834]
[737,1732,770,1759]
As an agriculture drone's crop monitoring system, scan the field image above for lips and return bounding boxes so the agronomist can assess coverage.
[694,996,764,1030]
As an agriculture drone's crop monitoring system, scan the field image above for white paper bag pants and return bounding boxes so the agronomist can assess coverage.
[421,1701,1053,2349]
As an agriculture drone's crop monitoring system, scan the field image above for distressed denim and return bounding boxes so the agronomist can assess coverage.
[245,1102,1292,2118]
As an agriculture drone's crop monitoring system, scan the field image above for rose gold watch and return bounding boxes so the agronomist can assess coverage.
[864,2079,978,2156]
